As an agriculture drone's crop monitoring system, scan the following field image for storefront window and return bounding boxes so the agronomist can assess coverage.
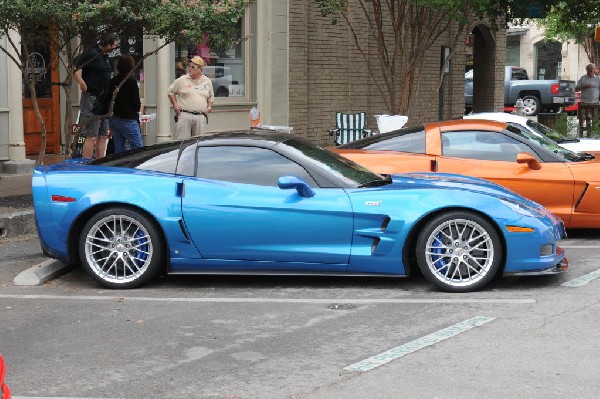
[174,19,245,99]
[22,43,53,99]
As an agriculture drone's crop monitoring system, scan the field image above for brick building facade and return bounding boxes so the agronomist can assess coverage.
[288,2,506,146]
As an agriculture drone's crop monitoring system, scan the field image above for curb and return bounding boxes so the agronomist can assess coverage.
[0,210,36,238]
[14,258,71,286]
[0,159,35,174]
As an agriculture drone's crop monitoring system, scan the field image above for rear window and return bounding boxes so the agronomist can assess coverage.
[339,126,426,153]
[511,68,528,80]
[88,141,181,173]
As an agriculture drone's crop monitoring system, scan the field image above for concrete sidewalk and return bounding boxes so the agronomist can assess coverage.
[0,173,36,238]
[0,154,66,236]
[0,154,69,285]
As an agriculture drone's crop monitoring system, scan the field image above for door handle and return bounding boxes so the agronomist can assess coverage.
[430,159,438,172]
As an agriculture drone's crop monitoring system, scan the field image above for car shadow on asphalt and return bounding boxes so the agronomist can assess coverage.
[566,228,600,239]
[39,263,568,294]
[147,273,565,294]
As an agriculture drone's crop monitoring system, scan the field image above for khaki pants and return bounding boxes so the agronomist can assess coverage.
[174,111,208,139]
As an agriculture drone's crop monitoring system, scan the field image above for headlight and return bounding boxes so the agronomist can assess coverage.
[500,199,543,217]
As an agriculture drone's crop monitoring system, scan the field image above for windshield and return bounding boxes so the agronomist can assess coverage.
[506,123,581,161]
[526,119,569,142]
[283,138,386,187]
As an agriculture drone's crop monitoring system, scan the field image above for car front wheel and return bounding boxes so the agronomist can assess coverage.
[416,211,502,293]
[79,207,164,289]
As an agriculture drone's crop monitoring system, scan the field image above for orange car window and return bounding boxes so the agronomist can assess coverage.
[441,130,535,162]
[358,127,426,153]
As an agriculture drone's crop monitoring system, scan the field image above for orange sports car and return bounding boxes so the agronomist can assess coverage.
[331,119,600,228]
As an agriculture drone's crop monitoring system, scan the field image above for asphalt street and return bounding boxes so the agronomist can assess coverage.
[1,231,600,399]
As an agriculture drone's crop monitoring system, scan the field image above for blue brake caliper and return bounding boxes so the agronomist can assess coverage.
[431,232,449,273]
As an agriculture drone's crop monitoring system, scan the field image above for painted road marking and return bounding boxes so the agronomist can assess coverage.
[0,294,535,304]
[344,316,495,372]
[562,268,600,287]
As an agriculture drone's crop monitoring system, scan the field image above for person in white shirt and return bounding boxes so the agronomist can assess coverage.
[576,63,600,104]
[575,63,600,129]
[168,56,214,139]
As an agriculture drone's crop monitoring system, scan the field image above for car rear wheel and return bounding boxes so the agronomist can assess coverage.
[79,207,164,289]
[521,95,541,116]
[415,211,502,293]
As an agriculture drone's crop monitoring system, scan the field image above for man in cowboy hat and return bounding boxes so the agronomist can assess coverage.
[168,55,214,138]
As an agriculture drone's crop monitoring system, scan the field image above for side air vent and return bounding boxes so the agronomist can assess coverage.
[178,219,192,242]
[381,216,391,231]
[371,237,381,254]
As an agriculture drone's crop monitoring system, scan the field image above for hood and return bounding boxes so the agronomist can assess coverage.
[388,172,536,205]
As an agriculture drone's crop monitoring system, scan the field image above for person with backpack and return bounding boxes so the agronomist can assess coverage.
[73,33,118,158]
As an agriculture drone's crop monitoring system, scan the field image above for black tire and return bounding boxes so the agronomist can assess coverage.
[415,211,503,293]
[521,95,541,116]
[79,207,165,289]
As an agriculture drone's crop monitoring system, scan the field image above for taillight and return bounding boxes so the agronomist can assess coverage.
[551,83,559,94]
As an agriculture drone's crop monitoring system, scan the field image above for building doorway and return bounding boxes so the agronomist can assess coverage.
[22,33,61,155]
[535,40,562,79]
[469,24,499,113]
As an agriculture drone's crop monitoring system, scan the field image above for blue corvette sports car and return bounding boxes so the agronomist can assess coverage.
[33,130,567,292]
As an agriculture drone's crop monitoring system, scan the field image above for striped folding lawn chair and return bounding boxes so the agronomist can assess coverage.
[328,112,373,145]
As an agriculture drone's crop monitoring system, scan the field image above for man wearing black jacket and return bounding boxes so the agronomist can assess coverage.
[74,33,118,159]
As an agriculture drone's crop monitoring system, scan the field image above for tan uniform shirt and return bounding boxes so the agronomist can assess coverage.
[168,74,214,113]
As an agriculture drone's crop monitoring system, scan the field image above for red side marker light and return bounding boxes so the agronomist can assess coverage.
[51,195,76,202]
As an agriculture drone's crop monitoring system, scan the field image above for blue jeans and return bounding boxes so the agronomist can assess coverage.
[109,117,143,153]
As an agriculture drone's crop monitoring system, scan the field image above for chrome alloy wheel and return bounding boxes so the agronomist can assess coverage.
[424,218,495,288]
[84,214,153,284]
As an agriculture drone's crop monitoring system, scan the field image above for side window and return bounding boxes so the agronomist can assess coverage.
[363,127,426,153]
[442,131,535,162]
[196,146,318,186]
[175,142,197,177]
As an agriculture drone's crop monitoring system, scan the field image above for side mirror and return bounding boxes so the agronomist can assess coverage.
[516,152,542,170]
[278,176,316,198]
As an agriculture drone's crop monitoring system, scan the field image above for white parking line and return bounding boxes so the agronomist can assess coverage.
[561,269,600,287]
[0,294,535,304]
[344,316,495,372]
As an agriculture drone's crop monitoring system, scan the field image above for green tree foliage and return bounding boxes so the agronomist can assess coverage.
[537,2,600,66]
[314,0,560,121]
[0,0,248,162]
